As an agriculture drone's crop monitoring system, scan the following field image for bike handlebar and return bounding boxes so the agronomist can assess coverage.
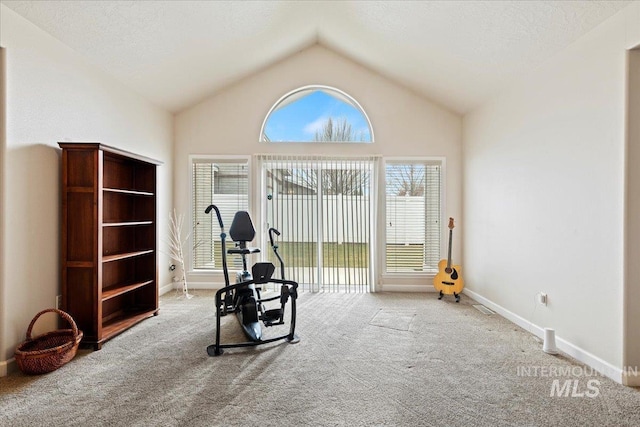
[205,204,224,229]
[268,227,281,247]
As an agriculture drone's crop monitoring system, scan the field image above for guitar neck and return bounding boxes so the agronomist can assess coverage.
[447,229,453,269]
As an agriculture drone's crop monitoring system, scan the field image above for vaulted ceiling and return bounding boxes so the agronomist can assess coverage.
[1,0,633,114]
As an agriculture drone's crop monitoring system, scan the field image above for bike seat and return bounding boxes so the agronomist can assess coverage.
[229,211,256,242]
[228,211,260,255]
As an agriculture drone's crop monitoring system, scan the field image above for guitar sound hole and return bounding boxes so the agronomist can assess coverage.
[445,268,452,274]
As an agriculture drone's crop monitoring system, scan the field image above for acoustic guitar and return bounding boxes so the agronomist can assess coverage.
[433,217,464,302]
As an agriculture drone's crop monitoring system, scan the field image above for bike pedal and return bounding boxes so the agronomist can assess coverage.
[261,308,283,323]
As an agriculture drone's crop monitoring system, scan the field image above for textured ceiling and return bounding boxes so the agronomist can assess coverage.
[1,0,633,114]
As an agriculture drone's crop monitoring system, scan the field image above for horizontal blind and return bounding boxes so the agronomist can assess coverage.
[192,159,248,270]
[385,161,441,273]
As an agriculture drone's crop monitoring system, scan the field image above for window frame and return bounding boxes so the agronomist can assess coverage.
[259,85,375,144]
[380,157,446,283]
[188,154,252,274]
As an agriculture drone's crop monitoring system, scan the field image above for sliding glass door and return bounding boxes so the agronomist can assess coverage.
[259,155,376,292]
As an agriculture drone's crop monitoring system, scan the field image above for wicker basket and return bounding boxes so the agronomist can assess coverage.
[14,308,83,375]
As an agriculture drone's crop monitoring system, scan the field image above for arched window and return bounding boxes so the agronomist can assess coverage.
[260,85,374,143]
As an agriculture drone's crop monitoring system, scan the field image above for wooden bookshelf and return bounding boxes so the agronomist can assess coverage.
[59,142,161,350]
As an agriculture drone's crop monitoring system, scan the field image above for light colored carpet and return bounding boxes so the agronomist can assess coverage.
[1,290,639,426]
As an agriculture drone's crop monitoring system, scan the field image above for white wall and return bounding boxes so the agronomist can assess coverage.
[0,5,174,374]
[0,45,6,375]
[463,3,640,382]
[625,46,640,385]
[175,44,462,290]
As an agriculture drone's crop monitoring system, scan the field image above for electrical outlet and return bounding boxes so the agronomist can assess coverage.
[56,295,62,309]
[538,292,547,306]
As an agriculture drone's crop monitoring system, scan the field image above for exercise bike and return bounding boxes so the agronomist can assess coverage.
[205,205,300,356]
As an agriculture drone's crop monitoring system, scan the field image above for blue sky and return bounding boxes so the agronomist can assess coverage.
[264,90,372,142]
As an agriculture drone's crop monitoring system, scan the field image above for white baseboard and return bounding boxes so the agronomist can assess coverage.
[463,288,626,386]
[0,358,15,377]
[159,282,174,296]
[623,371,640,386]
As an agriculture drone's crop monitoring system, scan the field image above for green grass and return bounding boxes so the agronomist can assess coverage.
[266,242,369,268]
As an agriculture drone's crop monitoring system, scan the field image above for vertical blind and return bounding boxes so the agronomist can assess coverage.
[192,158,248,270]
[385,161,442,273]
[259,155,377,292]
